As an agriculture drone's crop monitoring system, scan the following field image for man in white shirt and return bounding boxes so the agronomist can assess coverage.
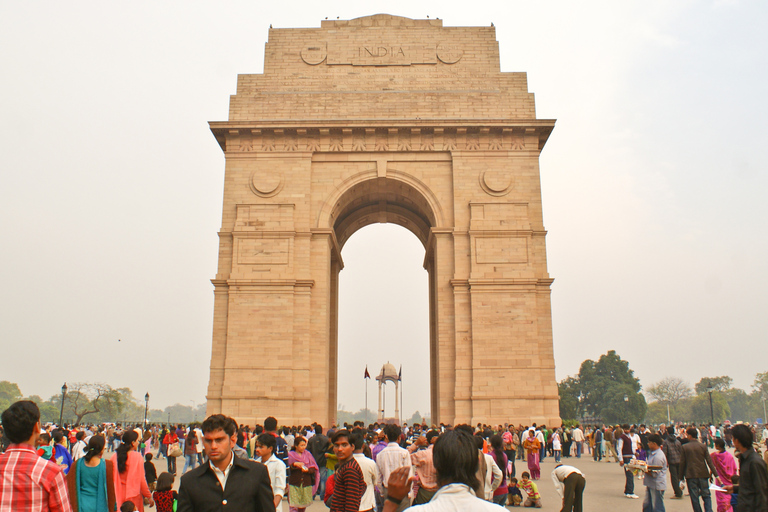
[72,431,87,461]
[254,433,287,509]
[194,426,204,465]
[571,425,585,458]
[351,431,381,512]
[376,424,413,512]
[473,435,502,501]
[551,464,585,512]
[629,428,642,456]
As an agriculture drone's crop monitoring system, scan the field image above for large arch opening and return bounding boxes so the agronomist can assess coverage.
[336,224,430,424]
[325,175,440,424]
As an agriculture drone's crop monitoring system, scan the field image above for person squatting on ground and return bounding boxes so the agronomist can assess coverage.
[519,472,542,508]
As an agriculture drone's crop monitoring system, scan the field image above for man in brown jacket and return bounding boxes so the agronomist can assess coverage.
[679,426,718,512]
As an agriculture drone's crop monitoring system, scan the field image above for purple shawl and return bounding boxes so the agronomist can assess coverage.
[288,448,320,495]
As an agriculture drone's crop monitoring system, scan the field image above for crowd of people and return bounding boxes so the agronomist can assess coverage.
[2,399,768,512]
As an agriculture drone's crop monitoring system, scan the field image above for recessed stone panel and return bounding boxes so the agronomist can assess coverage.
[475,237,528,265]
[237,238,290,265]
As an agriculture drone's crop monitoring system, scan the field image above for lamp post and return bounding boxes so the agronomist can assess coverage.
[707,380,715,425]
[144,393,150,426]
[58,383,68,426]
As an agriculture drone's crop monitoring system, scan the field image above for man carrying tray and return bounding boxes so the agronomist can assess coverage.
[642,434,668,512]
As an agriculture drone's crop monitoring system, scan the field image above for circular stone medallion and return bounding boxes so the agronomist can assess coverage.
[436,44,463,64]
[479,170,513,196]
[250,170,284,198]
[301,44,327,65]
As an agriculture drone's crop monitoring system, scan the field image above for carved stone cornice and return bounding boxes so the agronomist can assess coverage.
[209,120,555,154]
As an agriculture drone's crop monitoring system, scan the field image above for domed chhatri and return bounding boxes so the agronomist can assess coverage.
[375,363,401,422]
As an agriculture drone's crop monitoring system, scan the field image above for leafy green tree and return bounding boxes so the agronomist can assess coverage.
[694,376,732,394]
[558,351,647,424]
[645,401,669,424]
[0,381,23,413]
[722,388,752,422]
[26,394,59,424]
[690,393,729,424]
[558,377,579,421]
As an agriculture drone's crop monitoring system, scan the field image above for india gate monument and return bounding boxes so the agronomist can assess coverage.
[205,14,560,428]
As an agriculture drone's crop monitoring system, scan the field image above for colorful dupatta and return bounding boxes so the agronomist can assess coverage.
[711,450,738,512]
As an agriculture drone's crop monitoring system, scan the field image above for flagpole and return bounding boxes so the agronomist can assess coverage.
[365,376,369,426]
[364,365,370,426]
[399,365,403,425]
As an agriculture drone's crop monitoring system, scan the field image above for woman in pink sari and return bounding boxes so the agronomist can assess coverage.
[522,430,541,480]
[287,436,319,512]
[711,438,738,512]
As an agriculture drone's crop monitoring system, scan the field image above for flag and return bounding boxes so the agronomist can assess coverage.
[364,366,370,379]
[399,365,402,381]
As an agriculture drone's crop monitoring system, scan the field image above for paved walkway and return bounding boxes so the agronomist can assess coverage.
[138,450,711,511]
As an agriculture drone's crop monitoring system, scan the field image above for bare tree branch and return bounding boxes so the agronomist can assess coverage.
[646,377,693,405]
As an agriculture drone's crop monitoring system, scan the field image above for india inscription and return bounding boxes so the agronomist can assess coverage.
[206,14,561,428]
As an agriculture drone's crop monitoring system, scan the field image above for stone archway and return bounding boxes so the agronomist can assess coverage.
[205,14,561,427]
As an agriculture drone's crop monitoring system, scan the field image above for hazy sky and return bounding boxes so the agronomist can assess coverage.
[1,1,766,420]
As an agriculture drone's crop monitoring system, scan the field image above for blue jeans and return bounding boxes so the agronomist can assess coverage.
[183,454,196,473]
[555,449,561,463]
[643,488,665,512]
[575,441,583,458]
[315,467,328,499]
[687,478,713,512]
[493,494,507,506]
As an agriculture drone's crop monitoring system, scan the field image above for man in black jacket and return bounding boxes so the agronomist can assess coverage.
[307,424,331,500]
[177,414,275,512]
[728,424,768,512]
[662,426,684,499]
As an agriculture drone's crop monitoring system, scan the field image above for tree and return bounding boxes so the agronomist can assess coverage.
[54,383,126,425]
[558,377,579,421]
[694,376,732,394]
[647,377,693,406]
[558,350,647,423]
[0,381,23,413]
[722,388,752,422]
[690,393,730,424]
[645,402,669,424]
[753,372,768,400]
